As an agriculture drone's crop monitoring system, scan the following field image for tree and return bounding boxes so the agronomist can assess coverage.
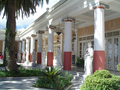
[0,0,49,71]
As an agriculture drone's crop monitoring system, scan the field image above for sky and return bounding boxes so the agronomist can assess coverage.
[0,0,60,30]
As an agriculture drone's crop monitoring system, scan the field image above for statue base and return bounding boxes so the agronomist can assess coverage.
[82,74,88,83]
[23,60,30,65]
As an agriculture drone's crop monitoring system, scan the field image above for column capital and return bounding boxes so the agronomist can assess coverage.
[31,34,36,37]
[62,16,75,22]
[26,37,31,39]
[93,2,109,9]
[37,31,44,34]
[47,25,56,29]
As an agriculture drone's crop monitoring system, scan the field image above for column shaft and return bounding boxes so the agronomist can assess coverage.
[22,40,26,60]
[37,34,42,64]
[30,35,36,62]
[26,38,30,62]
[74,30,78,63]
[64,20,72,70]
[94,7,105,72]
[47,28,54,66]
[2,41,5,57]
[60,33,63,64]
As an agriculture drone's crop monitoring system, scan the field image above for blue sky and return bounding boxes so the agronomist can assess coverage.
[0,0,60,30]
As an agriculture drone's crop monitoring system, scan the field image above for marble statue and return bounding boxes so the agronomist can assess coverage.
[17,51,21,63]
[42,48,45,66]
[84,42,93,75]
[32,49,36,67]
[82,42,93,83]
[56,47,62,68]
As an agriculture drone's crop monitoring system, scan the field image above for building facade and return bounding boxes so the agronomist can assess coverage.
[0,0,120,71]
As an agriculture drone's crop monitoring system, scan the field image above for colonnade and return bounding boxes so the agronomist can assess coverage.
[1,2,106,72]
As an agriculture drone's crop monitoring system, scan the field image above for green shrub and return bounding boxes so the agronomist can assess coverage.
[117,63,120,72]
[34,67,72,90]
[80,70,120,90]
[0,64,20,67]
[0,67,41,77]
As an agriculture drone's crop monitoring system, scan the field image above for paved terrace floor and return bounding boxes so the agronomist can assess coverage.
[0,64,119,90]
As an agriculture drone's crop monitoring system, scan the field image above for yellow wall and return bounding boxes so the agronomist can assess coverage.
[78,18,120,37]
[54,35,61,42]
[77,17,120,56]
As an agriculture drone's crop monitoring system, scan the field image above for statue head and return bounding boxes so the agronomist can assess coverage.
[88,42,92,48]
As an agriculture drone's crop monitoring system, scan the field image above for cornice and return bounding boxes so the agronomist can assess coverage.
[19,0,100,38]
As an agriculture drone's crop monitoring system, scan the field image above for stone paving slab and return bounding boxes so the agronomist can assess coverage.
[0,77,39,89]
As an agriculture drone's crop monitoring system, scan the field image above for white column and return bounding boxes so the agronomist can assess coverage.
[30,34,36,62]
[74,29,78,63]
[47,25,55,66]
[62,17,75,70]
[18,41,22,52]
[21,39,26,62]
[43,37,46,49]
[22,39,26,53]
[2,41,5,57]
[60,33,63,64]
[37,31,43,64]
[25,37,30,64]
[30,34,36,53]
[94,6,105,72]
[64,20,72,70]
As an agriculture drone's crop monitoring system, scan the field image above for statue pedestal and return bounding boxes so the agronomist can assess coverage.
[82,74,88,83]
[23,60,30,65]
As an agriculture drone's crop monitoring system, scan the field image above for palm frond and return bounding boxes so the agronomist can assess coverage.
[0,0,49,19]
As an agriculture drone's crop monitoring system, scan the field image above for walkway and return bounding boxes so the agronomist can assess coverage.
[0,64,119,90]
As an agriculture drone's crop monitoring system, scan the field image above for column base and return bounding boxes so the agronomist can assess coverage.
[47,52,53,66]
[63,52,71,70]
[93,51,105,72]
[37,52,41,64]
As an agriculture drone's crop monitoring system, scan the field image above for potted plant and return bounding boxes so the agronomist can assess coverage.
[76,57,84,67]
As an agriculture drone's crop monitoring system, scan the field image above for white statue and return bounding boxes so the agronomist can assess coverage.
[84,42,93,75]
[42,48,45,66]
[56,47,62,68]
[17,51,21,63]
[32,49,36,67]
[22,51,25,63]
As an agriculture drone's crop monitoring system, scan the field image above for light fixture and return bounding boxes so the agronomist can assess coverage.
[56,23,62,35]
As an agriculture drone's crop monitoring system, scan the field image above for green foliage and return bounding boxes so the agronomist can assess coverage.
[39,66,62,79]
[117,63,120,72]
[80,70,120,90]
[0,64,5,67]
[0,67,41,77]
[92,69,112,78]
[76,57,84,67]
[0,0,49,19]
[34,67,73,90]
